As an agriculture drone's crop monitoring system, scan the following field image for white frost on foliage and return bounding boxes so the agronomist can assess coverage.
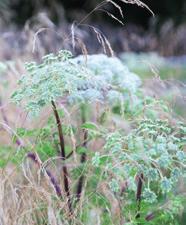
[71,54,141,92]
[12,51,142,114]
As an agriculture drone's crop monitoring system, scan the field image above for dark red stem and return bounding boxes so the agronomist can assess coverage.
[51,100,72,214]
[136,173,144,219]
[75,128,88,203]
[75,104,88,204]
[145,212,155,221]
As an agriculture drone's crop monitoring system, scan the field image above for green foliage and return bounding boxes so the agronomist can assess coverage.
[91,117,186,222]
[93,119,185,199]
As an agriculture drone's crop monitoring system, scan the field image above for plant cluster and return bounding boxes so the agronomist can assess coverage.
[93,119,186,200]
[12,51,142,114]
[9,50,186,224]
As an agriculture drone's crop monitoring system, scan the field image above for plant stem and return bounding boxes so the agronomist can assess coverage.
[75,129,88,202]
[136,173,144,220]
[75,104,88,204]
[145,212,154,221]
[51,100,72,214]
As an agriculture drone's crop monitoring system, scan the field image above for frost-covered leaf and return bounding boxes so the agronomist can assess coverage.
[143,188,157,203]
[72,54,141,92]
[161,177,172,193]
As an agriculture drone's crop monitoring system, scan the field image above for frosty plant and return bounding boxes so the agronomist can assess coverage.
[12,50,92,115]
[11,50,94,214]
[92,119,186,221]
[11,49,141,217]
[11,50,186,223]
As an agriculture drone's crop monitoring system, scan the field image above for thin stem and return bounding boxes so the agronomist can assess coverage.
[75,104,88,204]
[145,212,154,221]
[51,100,72,214]
[51,101,65,158]
[75,129,88,202]
[61,136,91,159]
[136,173,144,220]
